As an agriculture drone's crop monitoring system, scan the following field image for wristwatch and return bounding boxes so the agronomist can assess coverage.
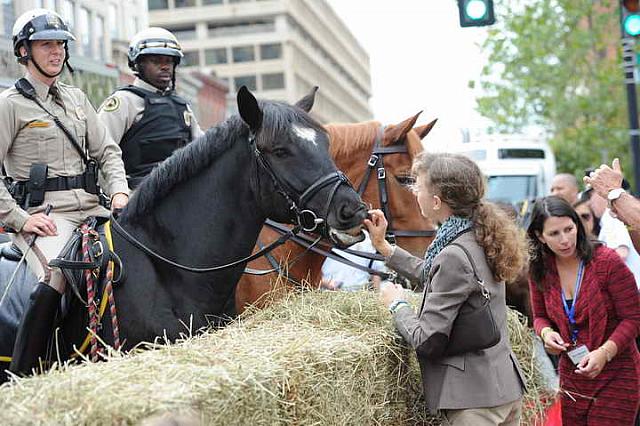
[607,188,625,208]
[388,298,409,314]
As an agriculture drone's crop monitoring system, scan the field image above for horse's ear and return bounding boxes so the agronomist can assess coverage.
[385,111,422,145]
[237,86,263,132]
[295,86,318,113]
[414,118,438,140]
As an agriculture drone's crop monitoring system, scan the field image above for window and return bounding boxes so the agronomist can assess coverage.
[208,19,275,37]
[126,16,136,39]
[232,45,254,63]
[79,8,91,57]
[169,26,197,40]
[234,75,257,91]
[2,0,14,39]
[94,15,105,60]
[148,0,168,9]
[108,4,118,39]
[202,0,222,4]
[61,0,74,29]
[175,0,195,7]
[486,176,538,205]
[260,43,281,60]
[498,149,545,159]
[262,73,284,90]
[182,51,200,66]
[205,48,227,65]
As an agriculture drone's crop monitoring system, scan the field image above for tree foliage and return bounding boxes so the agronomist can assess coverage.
[476,0,633,183]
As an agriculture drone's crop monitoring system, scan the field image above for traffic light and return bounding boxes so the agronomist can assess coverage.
[622,0,640,37]
[457,0,495,28]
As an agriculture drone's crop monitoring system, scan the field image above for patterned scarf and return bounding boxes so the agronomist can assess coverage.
[422,215,473,282]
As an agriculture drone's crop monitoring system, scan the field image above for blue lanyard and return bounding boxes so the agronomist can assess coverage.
[561,260,585,344]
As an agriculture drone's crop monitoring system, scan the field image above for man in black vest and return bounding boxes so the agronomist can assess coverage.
[98,27,203,189]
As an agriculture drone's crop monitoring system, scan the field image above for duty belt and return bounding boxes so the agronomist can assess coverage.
[13,174,87,192]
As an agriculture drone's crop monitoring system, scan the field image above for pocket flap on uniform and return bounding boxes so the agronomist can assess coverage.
[27,120,51,128]
[439,354,465,371]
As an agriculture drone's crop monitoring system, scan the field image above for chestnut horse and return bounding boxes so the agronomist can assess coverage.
[235,113,437,313]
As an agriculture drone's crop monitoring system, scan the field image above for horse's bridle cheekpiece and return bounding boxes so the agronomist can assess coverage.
[358,126,436,243]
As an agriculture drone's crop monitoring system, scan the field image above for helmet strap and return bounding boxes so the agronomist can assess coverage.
[171,62,177,91]
[64,44,74,74]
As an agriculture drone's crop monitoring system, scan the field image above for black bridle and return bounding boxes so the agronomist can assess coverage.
[243,125,436,281]
[358,126,436,243]
[110,132,356,273]
[251,131,352,234]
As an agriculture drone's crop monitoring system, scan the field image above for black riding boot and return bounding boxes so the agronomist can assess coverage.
[9,282,61,375]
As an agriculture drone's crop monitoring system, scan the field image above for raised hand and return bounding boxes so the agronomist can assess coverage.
[583,158,624,199]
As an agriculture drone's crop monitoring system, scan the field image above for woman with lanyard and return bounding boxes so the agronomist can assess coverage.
[528,195,640,425]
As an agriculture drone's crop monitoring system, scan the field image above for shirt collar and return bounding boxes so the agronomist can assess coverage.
[24,71,58,102]
[133,77,172,95]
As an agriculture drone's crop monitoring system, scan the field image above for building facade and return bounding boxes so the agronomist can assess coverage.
[149,0,372,123]
[12,0,147,66]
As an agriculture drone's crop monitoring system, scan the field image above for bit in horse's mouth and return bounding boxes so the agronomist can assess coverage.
[329,225,365,247]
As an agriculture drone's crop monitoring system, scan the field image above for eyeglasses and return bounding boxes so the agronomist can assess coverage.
[579,213,592,220]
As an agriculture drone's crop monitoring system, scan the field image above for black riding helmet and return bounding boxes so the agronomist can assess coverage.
[12,9,75,77]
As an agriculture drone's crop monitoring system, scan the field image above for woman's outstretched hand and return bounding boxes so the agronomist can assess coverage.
[380,281,405,307]
[364,209,394,257]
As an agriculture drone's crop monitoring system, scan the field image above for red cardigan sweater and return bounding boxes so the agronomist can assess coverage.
[530,245,640,356]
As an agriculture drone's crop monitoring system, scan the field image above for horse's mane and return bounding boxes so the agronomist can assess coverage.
[325,121,380,158]
[325,120,424,159]
[122,100,324,221]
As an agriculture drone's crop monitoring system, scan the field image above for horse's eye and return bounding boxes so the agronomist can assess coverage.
[395,175,415,187]
[271,147,288,158]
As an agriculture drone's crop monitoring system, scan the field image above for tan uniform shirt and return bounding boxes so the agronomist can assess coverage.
[97,77,203,147]
[0,72,130,231]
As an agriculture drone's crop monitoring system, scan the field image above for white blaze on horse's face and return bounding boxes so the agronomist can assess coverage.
[292,125,318,147]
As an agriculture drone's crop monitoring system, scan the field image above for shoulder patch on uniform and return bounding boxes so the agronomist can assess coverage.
[101,96,121,112]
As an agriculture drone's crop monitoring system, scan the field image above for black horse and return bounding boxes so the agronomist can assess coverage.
[0,87,367,382]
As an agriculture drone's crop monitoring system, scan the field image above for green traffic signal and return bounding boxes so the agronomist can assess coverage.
[465,0,488,20]
[624,14,640,36]
[457,0,495,28]
[622,0,640,37]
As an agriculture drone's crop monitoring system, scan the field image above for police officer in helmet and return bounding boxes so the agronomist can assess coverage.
[0,9,129,374]
[99,27,203,189]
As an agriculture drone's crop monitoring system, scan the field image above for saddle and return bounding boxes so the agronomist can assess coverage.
[0,217,121,364]
[48,216,121,305]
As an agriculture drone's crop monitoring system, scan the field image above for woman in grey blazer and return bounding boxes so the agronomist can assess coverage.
[365,152,528,425]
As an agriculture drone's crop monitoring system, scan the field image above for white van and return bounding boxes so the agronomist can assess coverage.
[448,134,557,205]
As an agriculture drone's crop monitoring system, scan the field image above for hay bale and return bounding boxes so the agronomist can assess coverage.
[0,291,549,425]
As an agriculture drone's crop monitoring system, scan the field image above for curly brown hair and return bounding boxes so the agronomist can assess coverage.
[412,152,528,282]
